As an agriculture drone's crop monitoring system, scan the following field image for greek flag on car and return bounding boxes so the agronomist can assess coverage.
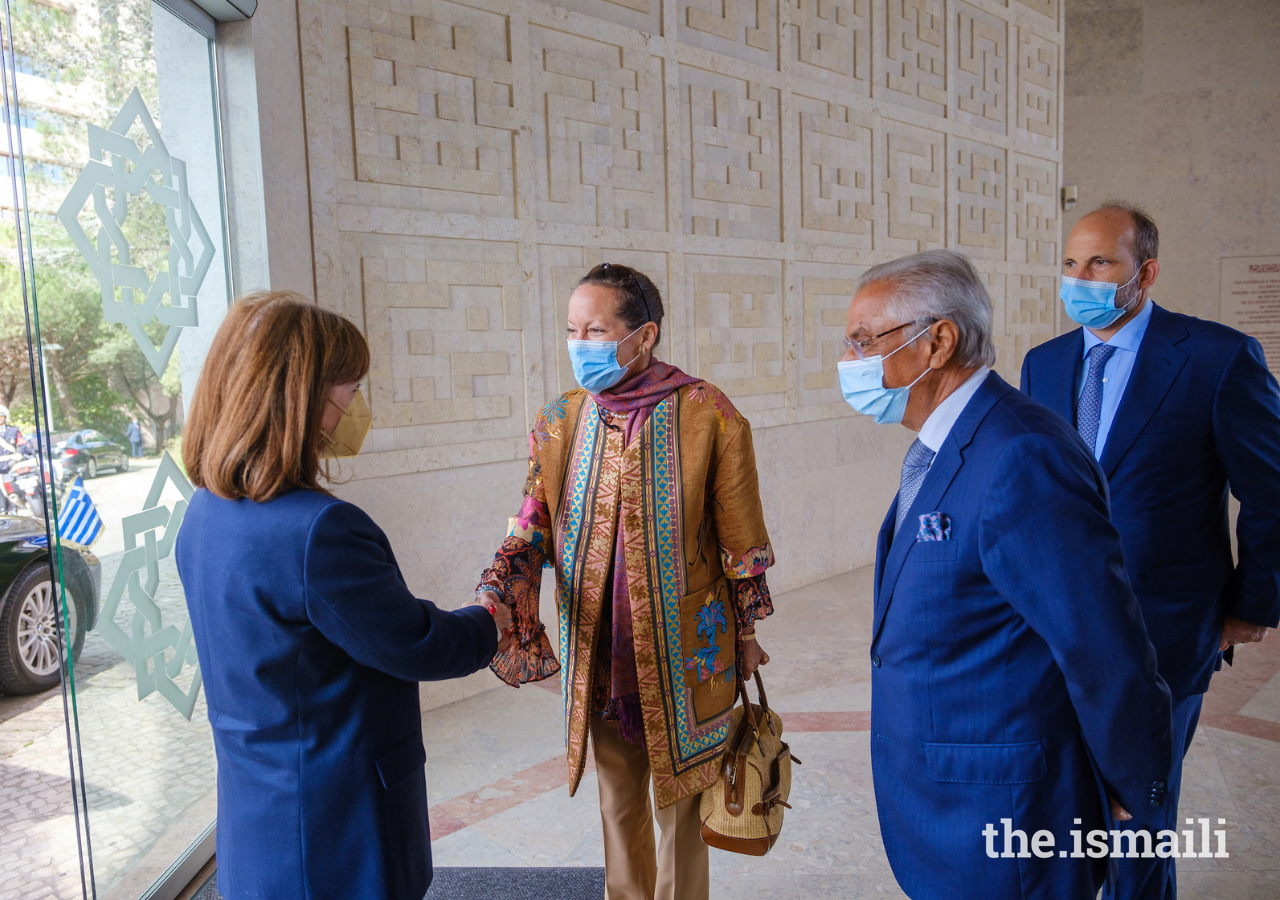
[30,477,103,548]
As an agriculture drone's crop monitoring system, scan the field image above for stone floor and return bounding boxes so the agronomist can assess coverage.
[423,567,1280,899]
[4,558,1280,898]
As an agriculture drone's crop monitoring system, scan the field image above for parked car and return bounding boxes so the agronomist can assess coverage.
[0,516,101,695]
[52,429,130,479]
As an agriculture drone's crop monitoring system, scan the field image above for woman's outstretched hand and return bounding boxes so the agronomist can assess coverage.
[476,590,514,653]
[739,631,769,679]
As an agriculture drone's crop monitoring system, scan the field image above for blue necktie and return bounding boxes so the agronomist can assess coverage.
[1077,343,1117,455]
[895,439,936,534]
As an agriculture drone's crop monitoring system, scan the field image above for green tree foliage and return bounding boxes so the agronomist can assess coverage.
[0,0,176,448]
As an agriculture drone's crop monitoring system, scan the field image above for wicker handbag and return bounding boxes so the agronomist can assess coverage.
[699,672,799,855]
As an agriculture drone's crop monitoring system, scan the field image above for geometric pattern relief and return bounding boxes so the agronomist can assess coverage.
[682,0,776,66]
[531,28,665,230]
[1001,273,1056,378]
[348,1,516,217]
[1009,154,1059,265]
[786,0,870,89]
[1016,27,1058,146]
[688,259,786,408]
[361,239,523,433]
[799,274,860,400]
[879,120,945,253]
[1012,0,1059,22]
[797,95,873,246]
[954,1,1006,134]
[950,138,1004,258]
[683,68,781,241]
[881,0,946,118]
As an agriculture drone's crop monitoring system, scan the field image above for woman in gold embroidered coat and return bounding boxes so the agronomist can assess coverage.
[475,264,776,900]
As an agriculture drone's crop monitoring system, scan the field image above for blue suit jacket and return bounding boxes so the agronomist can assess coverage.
[175,489,498,900]
[871,373,1172,900]
[1022,305,1280,695]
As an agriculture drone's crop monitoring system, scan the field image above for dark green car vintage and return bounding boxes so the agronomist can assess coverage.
[0,516,101,695]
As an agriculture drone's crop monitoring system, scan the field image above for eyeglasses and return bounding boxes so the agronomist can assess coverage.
[590,262,653,324]
[843,321,932,360]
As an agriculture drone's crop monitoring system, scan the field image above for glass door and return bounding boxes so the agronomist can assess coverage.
[0,0,231,897]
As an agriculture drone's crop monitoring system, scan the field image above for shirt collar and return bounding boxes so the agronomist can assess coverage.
[1082,299,1156,356]
[917,367,991,454]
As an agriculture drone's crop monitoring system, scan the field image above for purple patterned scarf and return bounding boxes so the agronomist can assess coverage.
[593,361,702,741]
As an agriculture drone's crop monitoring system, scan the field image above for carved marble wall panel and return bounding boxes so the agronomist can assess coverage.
[358,235,526,450]
[953,1,1006,135]
[1012,0,1057,23]
[878,119,945,254]
[1015,26,1059,149]
[785,0,870,93]
[879,0,947,119]
[530,27,666,230]
[795,263,866,406]
[302,0,1063,487]
[548,0,663,38]
[796,93,874,248]
[679,0,778,69]
[348,1,518,218]
[683,256,787,414]
[682,67,782,241]
[1009,153,1058,265]
[1000,272,1056,380]
[949,137,1005,260]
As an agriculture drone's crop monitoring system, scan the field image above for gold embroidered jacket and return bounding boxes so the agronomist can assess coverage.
[478,382,775,809]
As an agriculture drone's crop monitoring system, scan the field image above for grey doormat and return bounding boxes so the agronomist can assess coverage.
[190,867,606,899]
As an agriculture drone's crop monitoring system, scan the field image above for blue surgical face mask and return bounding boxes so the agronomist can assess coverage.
[1060,266,1141,329]
[567,326,645,394]
[837,325,935,425]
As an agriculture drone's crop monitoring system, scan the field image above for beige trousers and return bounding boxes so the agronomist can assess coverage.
[589,717,709,900]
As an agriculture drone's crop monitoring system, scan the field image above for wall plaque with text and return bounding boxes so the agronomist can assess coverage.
[1221,255,1280,373]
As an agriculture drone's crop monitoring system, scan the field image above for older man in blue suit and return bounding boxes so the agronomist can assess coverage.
[1021,203,1280,900]
[839,250,1172,899]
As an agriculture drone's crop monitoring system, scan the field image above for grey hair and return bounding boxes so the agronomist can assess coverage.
[857,249,997,369]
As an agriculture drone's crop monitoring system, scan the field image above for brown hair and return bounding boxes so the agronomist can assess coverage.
[183,291,370,502]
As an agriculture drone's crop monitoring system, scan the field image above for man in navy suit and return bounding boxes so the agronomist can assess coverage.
[1021,203,1280,900]
[839,249,1172,899]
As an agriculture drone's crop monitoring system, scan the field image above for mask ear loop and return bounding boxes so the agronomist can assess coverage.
[1116,263,1144,313]
[614,324,648,369]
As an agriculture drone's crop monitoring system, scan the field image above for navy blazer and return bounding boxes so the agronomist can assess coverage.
[176,489,498,900]
[1022,305,1280,695]
[871,373,1172,900]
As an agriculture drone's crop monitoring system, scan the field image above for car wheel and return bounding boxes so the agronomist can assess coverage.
[86,458,97,479]
[0,567,85,695]
[119,456,129,473]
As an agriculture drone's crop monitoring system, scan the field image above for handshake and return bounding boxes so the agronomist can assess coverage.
[475,590,515,653]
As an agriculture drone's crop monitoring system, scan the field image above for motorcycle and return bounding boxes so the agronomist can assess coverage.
[2,450,65,519]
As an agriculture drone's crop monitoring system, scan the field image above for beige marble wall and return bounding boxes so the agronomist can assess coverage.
[1063,0,1280,323]
[261,0,1064,615]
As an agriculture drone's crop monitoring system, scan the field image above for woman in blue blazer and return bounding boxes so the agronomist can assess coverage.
[176,292,511,900]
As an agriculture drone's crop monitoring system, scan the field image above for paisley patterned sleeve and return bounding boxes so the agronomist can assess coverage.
[477,424,561,687]
[729,572,774,628]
